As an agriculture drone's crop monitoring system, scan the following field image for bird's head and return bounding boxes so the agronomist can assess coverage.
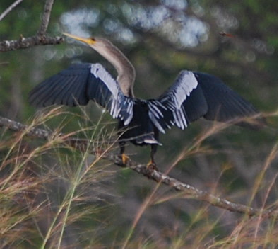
[63,33,114,54]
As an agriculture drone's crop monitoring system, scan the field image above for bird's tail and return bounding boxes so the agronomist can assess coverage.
[118,121,161,145]
[134,132,161,145]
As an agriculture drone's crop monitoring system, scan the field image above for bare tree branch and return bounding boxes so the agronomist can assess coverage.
[0,116,52,139]
[0,0,24,22]
[0,35,63,52]
[37,0,55,36]
[0,115,277,218]
[0,0,63,52]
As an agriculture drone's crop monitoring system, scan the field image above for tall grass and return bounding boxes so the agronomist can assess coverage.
[0,109,277,248]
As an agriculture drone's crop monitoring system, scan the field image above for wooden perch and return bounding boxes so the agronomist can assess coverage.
[0,115,277,218]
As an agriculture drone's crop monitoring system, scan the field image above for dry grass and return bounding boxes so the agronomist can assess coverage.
[0,109,277,248]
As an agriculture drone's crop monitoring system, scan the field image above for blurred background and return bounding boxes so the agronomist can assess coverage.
[1,0,278,248]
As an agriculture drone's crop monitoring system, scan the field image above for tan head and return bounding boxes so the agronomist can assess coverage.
[63,33,135,97]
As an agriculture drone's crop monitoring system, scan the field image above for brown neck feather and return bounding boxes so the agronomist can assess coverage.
[92,40,136,97]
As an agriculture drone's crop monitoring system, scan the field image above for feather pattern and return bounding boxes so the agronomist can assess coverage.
[29,63,134,125]
[193,72,259,122]
[29,63,262,146]
[146,70,261,133]
[147,70,200,132]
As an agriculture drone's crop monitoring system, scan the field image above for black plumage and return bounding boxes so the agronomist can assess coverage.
[29,62,263,168]
[30,63,134,125]
[193,72,258,122]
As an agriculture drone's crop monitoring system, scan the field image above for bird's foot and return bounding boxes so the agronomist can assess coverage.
[116,153,130,166]
[146,160,158,171]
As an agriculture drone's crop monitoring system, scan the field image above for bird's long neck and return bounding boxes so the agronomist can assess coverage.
[94,43,136,97]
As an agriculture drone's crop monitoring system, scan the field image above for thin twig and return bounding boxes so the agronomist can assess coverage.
[0,0,24,22]
[37,0,55,36]
[0,115,277,218]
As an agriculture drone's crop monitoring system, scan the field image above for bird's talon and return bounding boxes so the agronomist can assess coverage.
[119,153,130,166]
[146,161,158,171]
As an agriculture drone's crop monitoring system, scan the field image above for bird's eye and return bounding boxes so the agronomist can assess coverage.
[90,37,96,41]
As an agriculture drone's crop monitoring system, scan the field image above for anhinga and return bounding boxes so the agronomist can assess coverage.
[29,33,263,169]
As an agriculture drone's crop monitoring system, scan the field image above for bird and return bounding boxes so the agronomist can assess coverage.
[29,33,263,170]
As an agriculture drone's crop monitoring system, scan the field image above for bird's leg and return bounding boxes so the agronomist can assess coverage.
[147,144,158,171]
[118,141,130,166]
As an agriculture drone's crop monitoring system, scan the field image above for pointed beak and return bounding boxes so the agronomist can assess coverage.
[63,33,96,45]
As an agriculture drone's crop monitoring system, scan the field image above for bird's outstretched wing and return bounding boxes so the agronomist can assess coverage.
[29,63,133,125]
[193,72,259,122]
[148,70,261,133]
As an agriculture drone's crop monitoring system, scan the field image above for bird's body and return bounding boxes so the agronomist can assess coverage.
[118,99,159,145]
[29,33,264,168]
